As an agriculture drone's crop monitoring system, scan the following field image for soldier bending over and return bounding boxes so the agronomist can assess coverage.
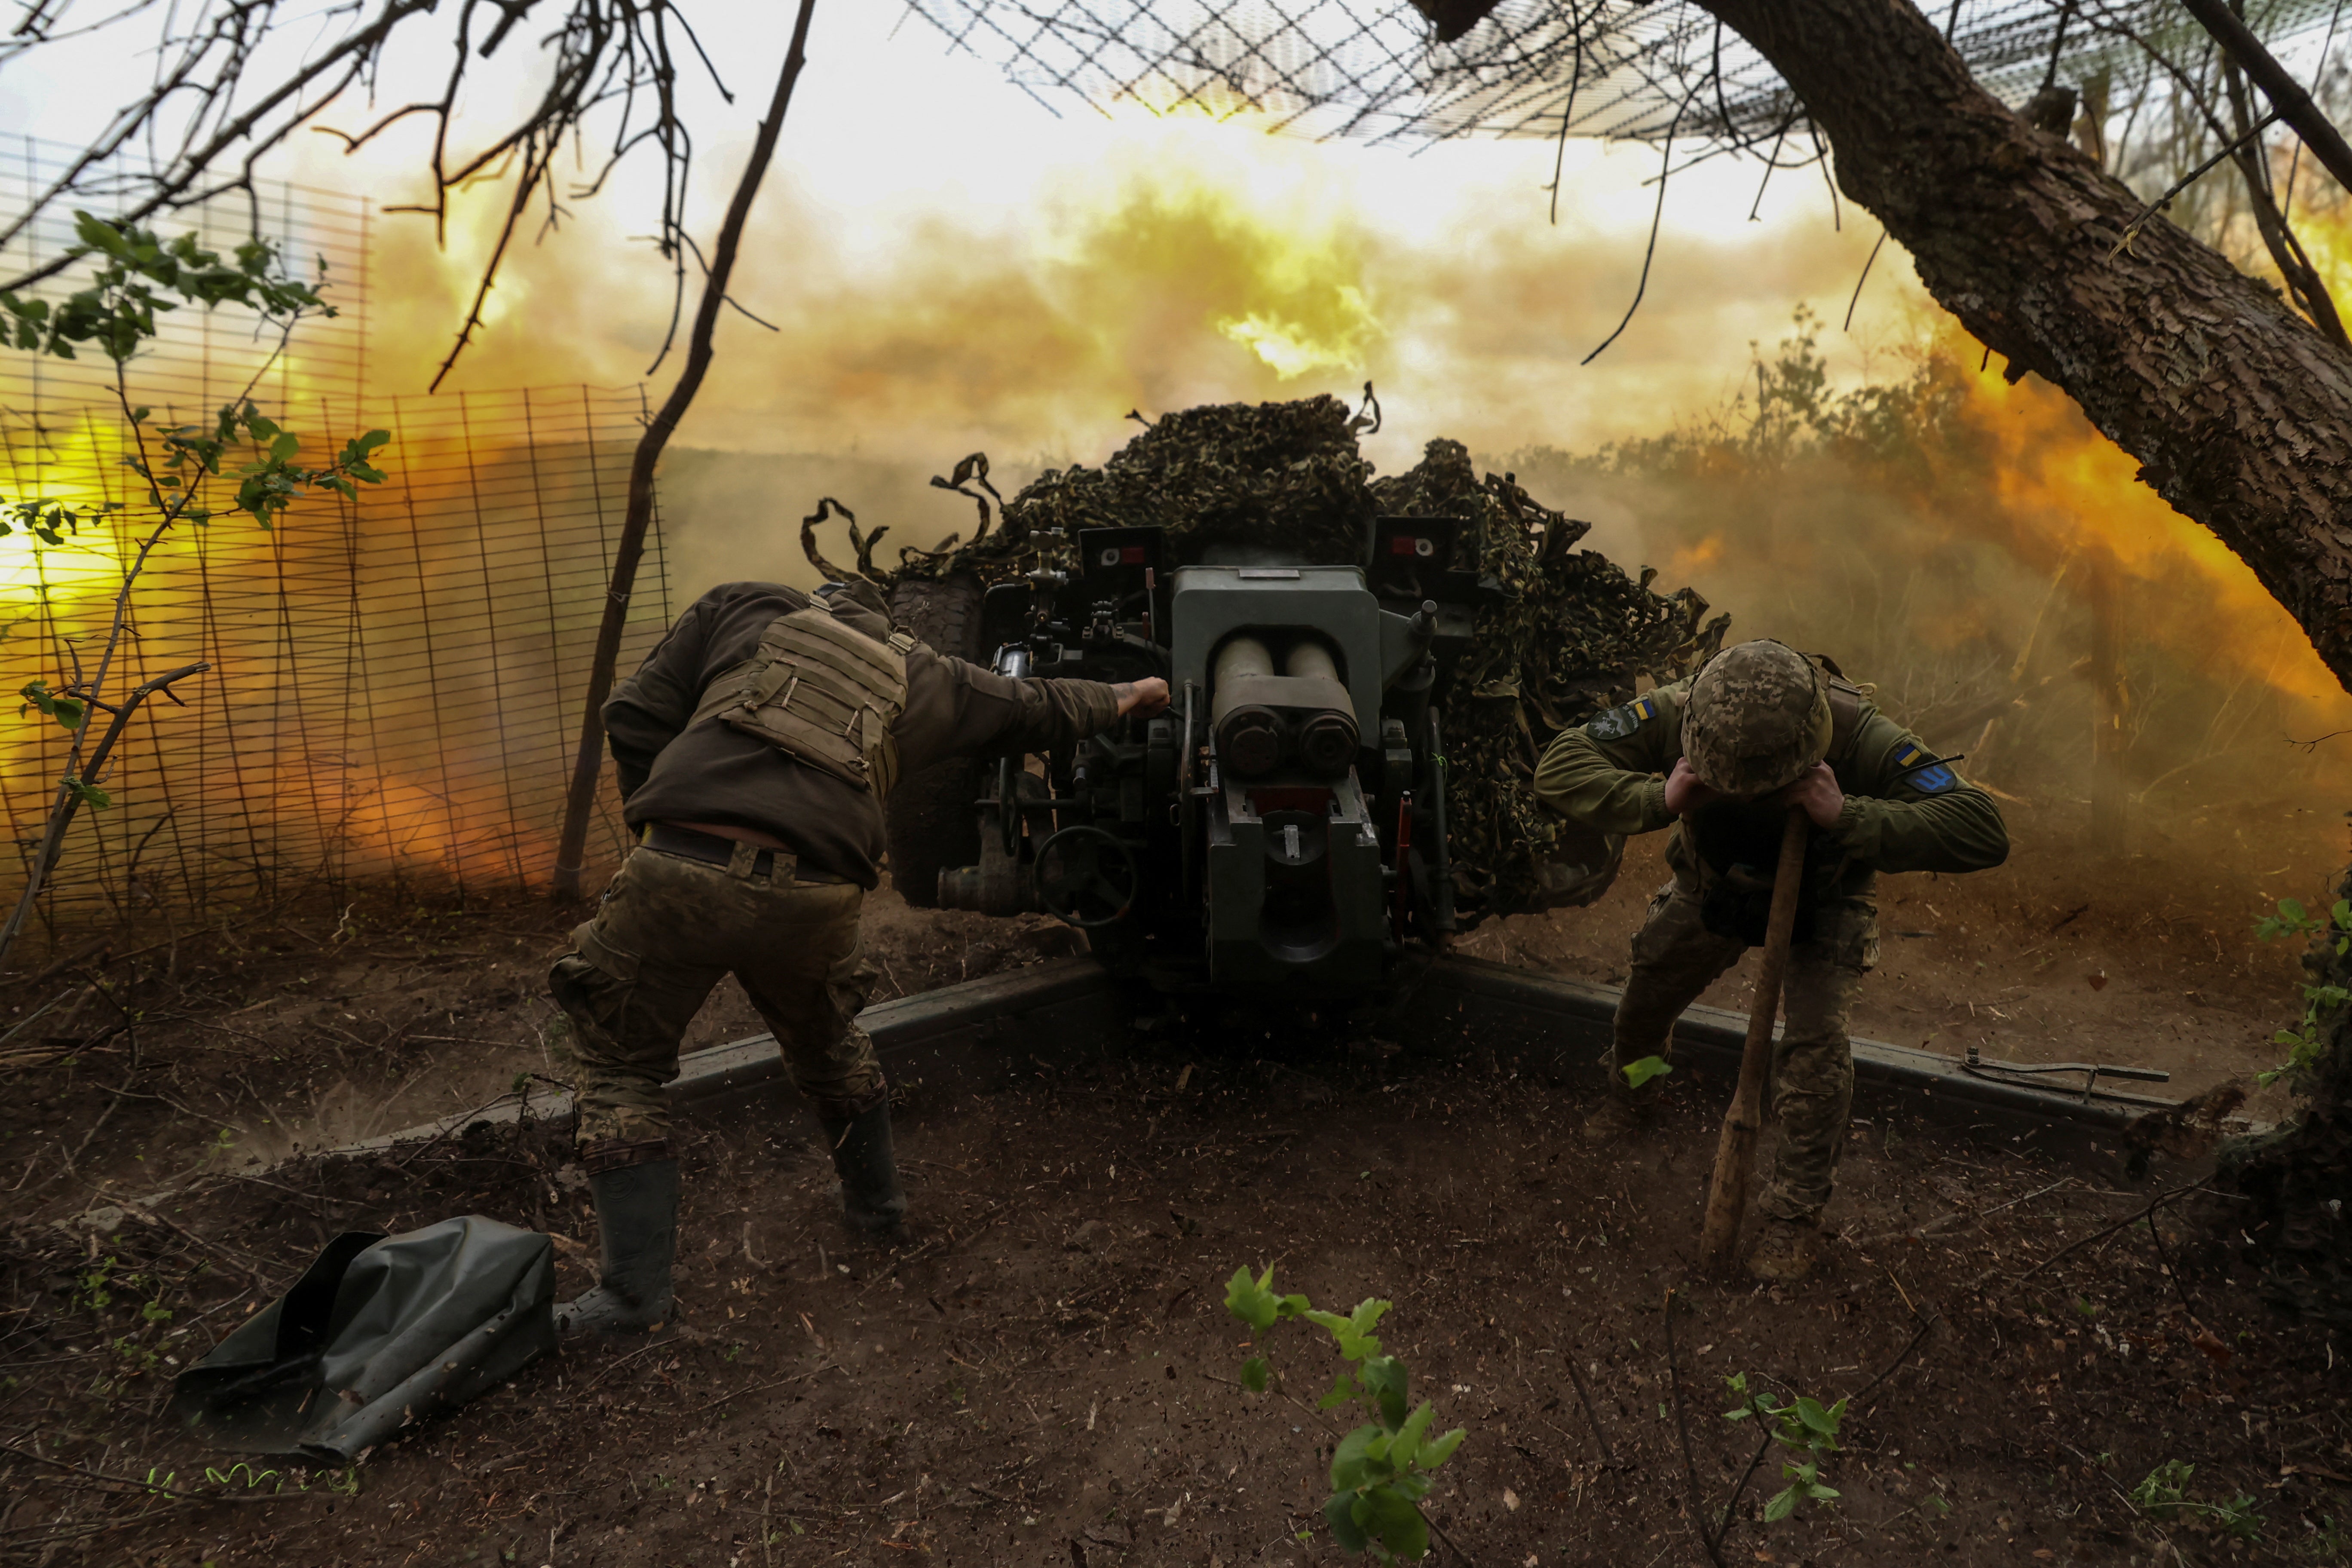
[1534,640,2008,1282]
[551,579,1167,1332]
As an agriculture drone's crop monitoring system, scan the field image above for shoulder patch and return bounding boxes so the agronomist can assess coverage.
[1586,694,1657,742]
[1892,742,1957,794]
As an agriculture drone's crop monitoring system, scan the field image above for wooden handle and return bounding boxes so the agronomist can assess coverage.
[1699,805,1811,1268]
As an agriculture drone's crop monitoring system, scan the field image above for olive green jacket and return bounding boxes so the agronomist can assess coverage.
[606,582,1121,888]
[1532,672,2009,897]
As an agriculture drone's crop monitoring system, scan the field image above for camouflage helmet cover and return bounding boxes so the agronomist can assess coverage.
[1681,639,1832,795]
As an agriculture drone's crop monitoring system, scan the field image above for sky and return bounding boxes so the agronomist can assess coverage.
[0,0,1927,477]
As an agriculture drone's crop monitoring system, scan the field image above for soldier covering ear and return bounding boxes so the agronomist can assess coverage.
[1534,639,2006,1283]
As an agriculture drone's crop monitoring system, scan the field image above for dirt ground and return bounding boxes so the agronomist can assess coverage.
[0,797,2346,1566]
[3,1032,2348,1567]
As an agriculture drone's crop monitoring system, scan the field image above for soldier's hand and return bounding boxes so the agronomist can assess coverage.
[1662,757,1721,817]
[1113,677,1170,718]
[1778,763,1846,830]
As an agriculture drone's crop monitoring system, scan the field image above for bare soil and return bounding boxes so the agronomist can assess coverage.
[0,806,2346,1567]
[4,1040,2347,1567]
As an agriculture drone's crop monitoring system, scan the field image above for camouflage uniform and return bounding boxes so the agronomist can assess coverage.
[1534,643,2008,1225]
[553,849,879,1160]
[555,580,1122,1166]
[548,579,1133,1335]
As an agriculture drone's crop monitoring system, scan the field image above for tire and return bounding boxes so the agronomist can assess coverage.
[885,573,987,907]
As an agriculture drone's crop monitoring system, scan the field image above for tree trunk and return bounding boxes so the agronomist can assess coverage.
[1696,0,2352,693]
[549,0,820,900]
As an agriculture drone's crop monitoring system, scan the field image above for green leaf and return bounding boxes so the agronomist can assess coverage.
[1621,1055,1672,1089]
[1418,1427,1466,1469]
[64,776,111,809]
[268,431,298,462]
[1359,1356,1409,1430]
[2280,898,2308,924]
[1795,1396,1845,1440]
[1318,1372,1360,1411]
[1361,1483,1430,1560]
[1226,1265,1278,1333]
[1390,1402,1435,1470]
[1330,1424,1381,1491]
[1763,1486,1798,1522]
[1240,1357,1269,1393]
[1323,1491,1369,1554]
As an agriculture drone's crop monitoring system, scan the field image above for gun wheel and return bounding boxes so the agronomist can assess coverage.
[1035,826,1140,929]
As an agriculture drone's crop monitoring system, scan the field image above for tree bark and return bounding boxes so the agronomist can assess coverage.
[1696,0,2352,694]
[549,0,820,900]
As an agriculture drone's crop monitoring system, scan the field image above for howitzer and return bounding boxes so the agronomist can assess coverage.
[886,514,1503,993]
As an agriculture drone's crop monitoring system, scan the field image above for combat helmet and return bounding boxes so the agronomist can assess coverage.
[1681,639,1831,796]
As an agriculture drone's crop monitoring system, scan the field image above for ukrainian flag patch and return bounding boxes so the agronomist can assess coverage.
[1586,694,1658,741]
[1894,743,1957,794]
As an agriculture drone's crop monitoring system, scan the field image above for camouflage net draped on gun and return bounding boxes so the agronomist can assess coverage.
[804,394,1728,923]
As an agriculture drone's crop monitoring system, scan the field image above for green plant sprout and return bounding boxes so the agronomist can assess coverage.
[1622,1055,1672,1090]
[1225,1265,1467,1564]
[2129,1460,2261,1541]
[1724,1373,1847,1523]
[2254,897,2352,1087]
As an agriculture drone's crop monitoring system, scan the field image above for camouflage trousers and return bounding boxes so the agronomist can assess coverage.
[549,844,884,1160]
[1609,881,1879,1226]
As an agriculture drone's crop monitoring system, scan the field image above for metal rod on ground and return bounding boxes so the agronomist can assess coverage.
[548,0,821,901]
[1699,806,1810,1268]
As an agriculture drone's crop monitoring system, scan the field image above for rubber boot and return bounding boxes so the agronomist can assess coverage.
[556,1159,679,1334]
[1745,1217,1822,1283]
[1580,1090,1661,1146]
[817,1098,906,1240]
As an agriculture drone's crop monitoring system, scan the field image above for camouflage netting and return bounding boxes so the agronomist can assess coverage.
[804,395,1729,921]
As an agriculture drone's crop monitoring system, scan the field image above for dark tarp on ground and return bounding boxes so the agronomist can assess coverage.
[168,1215,554,1461]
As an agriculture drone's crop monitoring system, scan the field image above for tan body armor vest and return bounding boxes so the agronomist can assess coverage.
[689,605,918,794]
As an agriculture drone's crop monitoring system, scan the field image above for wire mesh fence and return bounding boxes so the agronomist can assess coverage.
[2,139,666,948]
[903,0,2346,148]
[0,384,669,944]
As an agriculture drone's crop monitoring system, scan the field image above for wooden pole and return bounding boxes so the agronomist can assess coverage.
[1699,806,1810,1269]
[2087,567,2129,857]
[549,0,821,900]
